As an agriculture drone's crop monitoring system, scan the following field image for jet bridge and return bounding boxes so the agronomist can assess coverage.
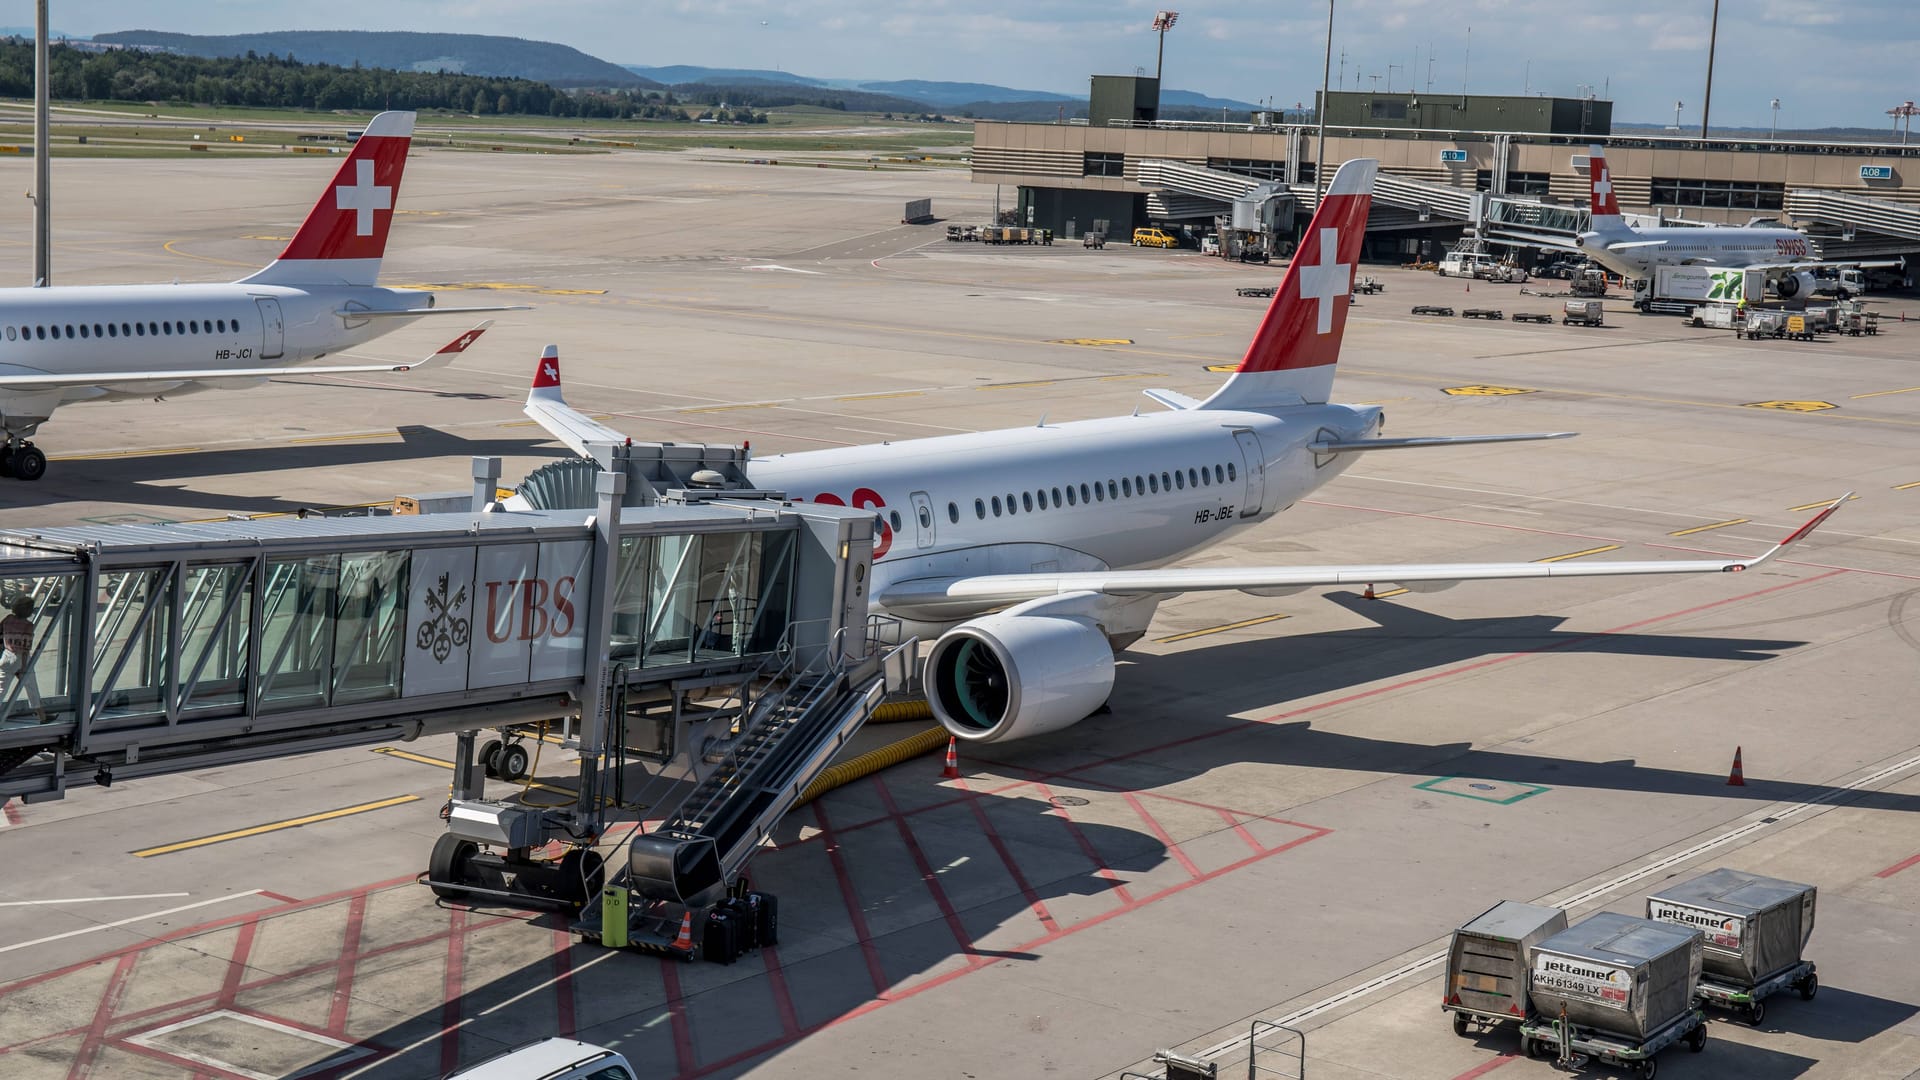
[0,454,916,924]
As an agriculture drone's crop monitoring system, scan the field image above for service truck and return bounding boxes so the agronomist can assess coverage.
[1634,266,1764,316]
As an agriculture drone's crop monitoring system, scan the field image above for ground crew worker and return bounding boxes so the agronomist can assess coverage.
[1,595,47,722]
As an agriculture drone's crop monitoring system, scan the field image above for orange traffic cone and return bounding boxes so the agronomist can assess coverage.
[670,911,695,953]
[942,736,960,780]
[1726,747,1746,787]
[1362,584,1377,599]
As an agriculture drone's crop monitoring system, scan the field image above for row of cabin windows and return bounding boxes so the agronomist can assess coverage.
[957,462,1236,522]
[6,316,243,342]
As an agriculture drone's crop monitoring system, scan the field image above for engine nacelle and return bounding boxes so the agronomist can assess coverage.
[1773,271,1816,299]
[926,612,1116,744]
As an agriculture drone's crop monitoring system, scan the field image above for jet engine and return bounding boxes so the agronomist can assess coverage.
[1772,271,1816,300]
[925,610,1116,744]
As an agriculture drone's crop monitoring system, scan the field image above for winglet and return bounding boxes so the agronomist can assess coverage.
[398,320,491,371]
[529,345,564,402]
[1728,493,1850,572]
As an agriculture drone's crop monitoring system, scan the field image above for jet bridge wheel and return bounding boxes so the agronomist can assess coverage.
[479,738,503,779]
[496,741,532,783]
[428,834,479,900]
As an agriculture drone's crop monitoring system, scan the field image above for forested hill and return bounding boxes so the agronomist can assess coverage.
[0,40,671,117]
[91,29,655,89]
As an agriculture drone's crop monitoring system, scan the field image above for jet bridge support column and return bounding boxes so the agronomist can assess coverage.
[573,470,625,823]
[471,456,501,512]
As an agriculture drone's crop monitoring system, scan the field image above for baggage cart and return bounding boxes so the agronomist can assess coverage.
[1412,305,1455,316]
[1443,900,1567,1036]
[1562,300,1605,326]
[1739,310,1787,339]
[1519,1004,1707,1076]
[1083,232,1106,249]
[1354,276,1384,294]
[1512,312,1553,324]
[1463,308,1504,320]
[1647,867,1818,1023]
[1237,285,1276,298]
[1526,912,1704,1073]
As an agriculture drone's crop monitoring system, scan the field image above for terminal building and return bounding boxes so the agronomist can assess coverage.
[972,77,1920,268]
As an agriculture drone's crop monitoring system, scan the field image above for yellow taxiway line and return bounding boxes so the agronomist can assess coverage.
[1156,613,1290,643]
[132,795,420,857]
[1536,544,1621,563]
[1669,519,1748,537]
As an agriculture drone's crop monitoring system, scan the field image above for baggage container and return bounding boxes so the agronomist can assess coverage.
[1646,868,1815,986]
[1562,299,1604,326]
[1444,901,1568,1034]
[1529,912,1702,1041]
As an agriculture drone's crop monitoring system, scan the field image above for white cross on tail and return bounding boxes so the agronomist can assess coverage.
[1593,169,1612,203]
[1296,227,1353,335]
[336,159,393,237]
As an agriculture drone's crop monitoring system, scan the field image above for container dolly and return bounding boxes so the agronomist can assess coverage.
[1695,960,1816,1025]
[1518,1006,1706,1078]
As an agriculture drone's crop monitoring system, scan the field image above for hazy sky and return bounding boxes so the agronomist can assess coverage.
[44,1,1920,130]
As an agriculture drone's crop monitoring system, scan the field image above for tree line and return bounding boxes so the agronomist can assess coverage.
[0,40,705,120]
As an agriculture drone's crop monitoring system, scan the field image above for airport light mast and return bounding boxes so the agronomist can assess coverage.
[1770,97,1781,140]
[33,0,49,286]
[1315,0,1333,202]
[1891,101,1918,147]
[1151,11,1178,85]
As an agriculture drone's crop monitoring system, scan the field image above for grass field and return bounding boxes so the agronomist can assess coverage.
[0,99,976,158]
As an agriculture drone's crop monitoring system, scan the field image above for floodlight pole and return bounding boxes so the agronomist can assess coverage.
[1700,0,1719,139]
[1315,0,1333,203]
[33,0,50,286]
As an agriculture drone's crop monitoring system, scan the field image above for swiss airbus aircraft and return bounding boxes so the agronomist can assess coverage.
[521,158,1845,748]
[1507,145,1891,297]
[0,110,514,481]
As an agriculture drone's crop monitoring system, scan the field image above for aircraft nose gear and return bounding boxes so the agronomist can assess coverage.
[1,442,47,482]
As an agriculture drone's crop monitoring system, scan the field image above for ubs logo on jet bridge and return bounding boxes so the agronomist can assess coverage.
[1649,901,1744,950]
[1533,956,1632,1007]
[403,541,593,698]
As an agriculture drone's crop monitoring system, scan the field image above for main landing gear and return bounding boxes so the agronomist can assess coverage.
[0,441,46,482]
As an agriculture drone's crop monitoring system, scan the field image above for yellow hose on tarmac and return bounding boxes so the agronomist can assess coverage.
[870,697,934,723]
[798,724,949,806]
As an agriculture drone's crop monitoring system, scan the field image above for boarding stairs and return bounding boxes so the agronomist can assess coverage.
[583,620,907,953]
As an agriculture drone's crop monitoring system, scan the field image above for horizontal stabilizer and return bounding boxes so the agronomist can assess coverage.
[333,305,532,319]
[1491,230,1582,251]
[1307,432,1575,454]
[1142,388,1201,411]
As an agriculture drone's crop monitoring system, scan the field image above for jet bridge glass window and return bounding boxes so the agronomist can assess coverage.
[329,551,407,706]
[1083,152,1126,178]
[90,566,177,725]
[178,562,254,715]
[0,572,80,727]
[1209,158,1287,182]
[624,530,783,668]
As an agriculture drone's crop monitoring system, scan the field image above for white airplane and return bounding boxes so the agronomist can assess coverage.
[0,110,518,482]
[520,158,1847,748]
[1504,144,1892,298]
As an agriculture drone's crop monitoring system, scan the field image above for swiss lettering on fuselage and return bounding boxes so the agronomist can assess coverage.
[807,486,894,557]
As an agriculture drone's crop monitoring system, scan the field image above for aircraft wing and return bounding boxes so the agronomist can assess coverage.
[334,306,531,318]
[1739,259,1905,274]
[521,344,628,456]
[0,322,490,390]
[876,496,1847,620]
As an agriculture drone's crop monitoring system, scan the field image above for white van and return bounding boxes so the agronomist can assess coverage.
[1436,251,1493,277]
[443,1039,636,1080]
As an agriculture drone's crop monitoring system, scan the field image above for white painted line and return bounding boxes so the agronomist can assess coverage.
[1193,749,1920,1064]
[0,890,263,955]
[127,1009,371,1080]
[743,264,823,274]
[0,892,189,907]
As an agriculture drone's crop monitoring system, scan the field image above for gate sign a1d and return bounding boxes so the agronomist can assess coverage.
[1860,165,1893,180]
[1440,149,1469,163]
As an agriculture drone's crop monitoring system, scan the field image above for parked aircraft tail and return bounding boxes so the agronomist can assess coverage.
[240,111,415,287]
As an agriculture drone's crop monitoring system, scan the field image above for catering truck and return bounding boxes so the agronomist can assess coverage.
[1633,267,1764,316]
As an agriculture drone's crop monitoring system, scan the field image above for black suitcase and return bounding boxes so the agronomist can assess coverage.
[717,897,757,951]
[702,910,741,965]
[747,891,778,948]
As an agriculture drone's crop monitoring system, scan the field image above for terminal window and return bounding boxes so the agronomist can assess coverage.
[1083,152,1126,177]
[1478,170,1552,197]
[1651,177,1785,211]
[1209,158,1287,182]
[1368,100,1409,121]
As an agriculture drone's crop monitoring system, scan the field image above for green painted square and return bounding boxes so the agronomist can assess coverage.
[1415,776,1550,805]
